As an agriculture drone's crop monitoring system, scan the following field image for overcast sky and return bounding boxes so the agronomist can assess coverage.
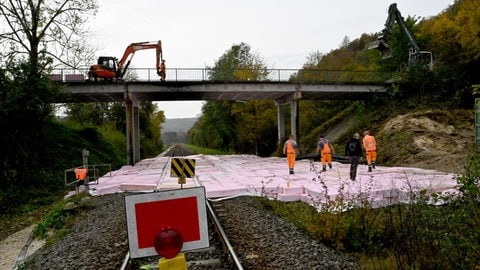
[88,0,453,118]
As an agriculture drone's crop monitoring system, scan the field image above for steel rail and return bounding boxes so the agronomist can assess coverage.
[206,199,244,270]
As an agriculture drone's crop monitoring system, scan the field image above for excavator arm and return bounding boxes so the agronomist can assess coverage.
[117,40,164,79]
[369,3,433,70]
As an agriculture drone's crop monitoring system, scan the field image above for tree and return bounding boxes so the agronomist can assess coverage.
[233,100,277,156]
[190,101,235,151]
[139,101,165,158]
[208,42,269,81]
[422,0,480,67]
[189,43,274,154]
[66,102,112,125]
[0,0,98,211]
[0,0,98,71]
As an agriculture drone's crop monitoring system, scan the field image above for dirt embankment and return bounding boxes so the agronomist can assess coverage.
[377,109,475,174]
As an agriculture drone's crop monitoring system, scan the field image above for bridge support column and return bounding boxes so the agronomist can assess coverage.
[125,91,141,165]
[290,100,298,139]
[276,102,286,143]
[276,89,301,145]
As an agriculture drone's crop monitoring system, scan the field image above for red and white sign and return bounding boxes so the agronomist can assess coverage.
[125,186,209,258]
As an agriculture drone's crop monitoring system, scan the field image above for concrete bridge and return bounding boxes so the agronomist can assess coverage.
[55,68,391,164]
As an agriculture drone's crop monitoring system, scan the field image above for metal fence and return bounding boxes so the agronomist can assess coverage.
[48,68,393,84]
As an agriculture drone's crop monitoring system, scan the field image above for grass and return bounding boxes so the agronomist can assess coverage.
[31,192,95,246]
[256,154,480,270]
[182,144,227,155]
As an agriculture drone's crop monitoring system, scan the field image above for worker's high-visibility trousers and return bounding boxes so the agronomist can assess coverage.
[287,153,296,170]
[366,150,377,166]
[321,152,332,166]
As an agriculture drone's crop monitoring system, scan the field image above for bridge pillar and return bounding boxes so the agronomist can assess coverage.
[276,102,286,143]
[125,91,141,165]
[290,100,298,139]
[276,90,301,144]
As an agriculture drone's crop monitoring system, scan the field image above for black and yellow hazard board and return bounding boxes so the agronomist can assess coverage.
[170,158,196,178]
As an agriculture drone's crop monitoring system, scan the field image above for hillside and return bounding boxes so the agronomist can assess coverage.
[320,105,475,175]
[162,118,197,133]
[161,118,197,145]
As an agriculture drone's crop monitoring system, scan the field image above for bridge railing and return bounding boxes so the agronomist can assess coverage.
[48,68,392,84]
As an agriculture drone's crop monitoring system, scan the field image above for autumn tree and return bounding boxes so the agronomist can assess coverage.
[208,42,269,82]
[189,43,276,155]
[420,0,480,105]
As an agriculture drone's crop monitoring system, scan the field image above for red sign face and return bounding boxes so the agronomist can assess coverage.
[125,187,209,259]
[134,196,200,248]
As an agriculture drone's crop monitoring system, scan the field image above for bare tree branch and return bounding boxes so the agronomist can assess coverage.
[0,0,98,70]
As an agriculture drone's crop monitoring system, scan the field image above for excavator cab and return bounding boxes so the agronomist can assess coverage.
[88,56,120,82]
[97,57,119,72]
[409,51,434,70]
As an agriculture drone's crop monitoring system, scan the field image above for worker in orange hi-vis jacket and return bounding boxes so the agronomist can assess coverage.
[362,130,377,172]
[283,134,300,175]
[160,59,166,81]
[316,135,335,172]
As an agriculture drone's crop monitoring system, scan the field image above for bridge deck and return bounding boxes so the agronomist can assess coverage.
[61,81,389,102]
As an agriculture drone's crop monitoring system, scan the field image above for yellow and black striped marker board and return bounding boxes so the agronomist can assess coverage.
[170,158,196,178]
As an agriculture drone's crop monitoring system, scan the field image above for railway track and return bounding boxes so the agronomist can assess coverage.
[120,144,244,269]
[18,144,360,269]
[120,199,244,269]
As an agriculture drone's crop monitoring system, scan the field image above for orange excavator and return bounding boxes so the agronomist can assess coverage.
[88,40,165,82]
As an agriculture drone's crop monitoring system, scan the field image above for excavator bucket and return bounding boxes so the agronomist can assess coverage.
[368,39,392,59]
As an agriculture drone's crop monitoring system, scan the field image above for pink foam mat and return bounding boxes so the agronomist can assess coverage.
[85,154,459,208]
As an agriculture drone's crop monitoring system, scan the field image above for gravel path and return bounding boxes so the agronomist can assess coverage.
[6,193,360,269]
[0,225,32,270]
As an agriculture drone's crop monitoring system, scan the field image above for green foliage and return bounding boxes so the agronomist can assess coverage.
[96,122,127,163]
[0,61,66,213]
[139,101,165,158]
[0,116,123,213]
[189,101,235,151]
[208,42,269,82]
[33,202,67,239]
[64,100,165,161]
[32,193,91,245]
[258,156,480,269]
[299,101,365,153]
[65,103,112,125]
[190,43,276,155]
[181,144,227,155]
[377,129,415,166]
[233,100,278,156]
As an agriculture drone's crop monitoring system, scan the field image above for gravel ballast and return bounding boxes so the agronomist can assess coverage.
[17,193,360,269]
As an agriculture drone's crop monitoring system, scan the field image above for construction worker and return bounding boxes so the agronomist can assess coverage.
[345,133,362,181]
[316,135,335,172]
[283,134,299,175]
[160,59,166,81]
[363,130,377,172]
